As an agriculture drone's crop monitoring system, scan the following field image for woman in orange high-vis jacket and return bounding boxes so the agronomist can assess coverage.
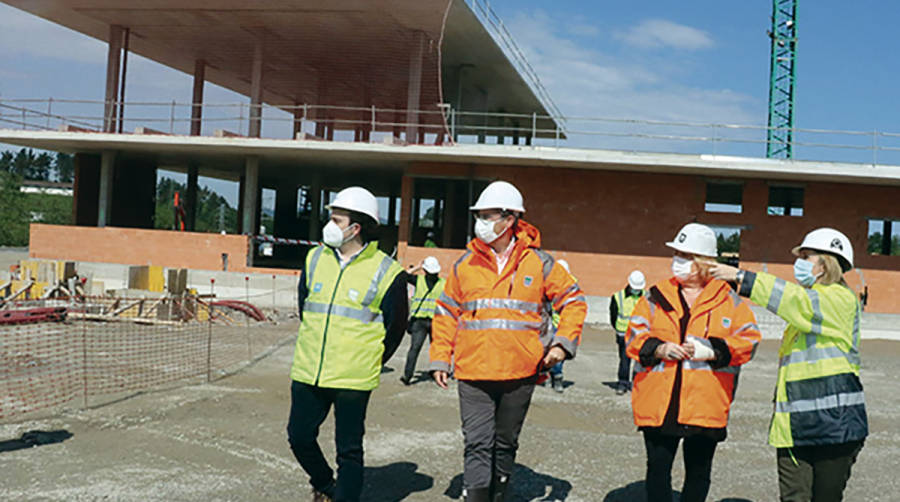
[626,223,761,502]
[429,181,586,502]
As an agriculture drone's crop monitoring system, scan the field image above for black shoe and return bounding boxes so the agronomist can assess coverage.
[551,374,564,393]
[400,375,412,386]
[490,474,510,502]
[464,487,491,502]
[616,383,627,395]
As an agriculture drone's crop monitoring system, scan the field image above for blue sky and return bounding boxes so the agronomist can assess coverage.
[2,0,900,201]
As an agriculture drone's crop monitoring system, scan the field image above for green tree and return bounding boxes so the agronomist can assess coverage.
[0,172,29,246]
[54,152,74,182]
[155,177,238,233]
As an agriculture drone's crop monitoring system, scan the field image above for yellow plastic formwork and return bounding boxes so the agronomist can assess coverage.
[128,265,165,292]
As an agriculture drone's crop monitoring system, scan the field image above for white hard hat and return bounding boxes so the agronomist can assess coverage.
[792,227,854,272]
[557,259,570,273]
[423,256,441,274]
[628,270,646,290]
[469,181,525,214]
[327,187,379,224]
[666,223,718,258]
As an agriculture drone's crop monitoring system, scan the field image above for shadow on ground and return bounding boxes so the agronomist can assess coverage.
[361,461,433,501]
[0,430,73,453]
[603,481,753,502]
[444,464,572,501]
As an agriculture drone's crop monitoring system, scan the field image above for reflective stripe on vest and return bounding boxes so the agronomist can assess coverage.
[411,275,444,319]
[291,243,402,391]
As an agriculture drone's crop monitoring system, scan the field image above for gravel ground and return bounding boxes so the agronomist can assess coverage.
[1,323,898,501]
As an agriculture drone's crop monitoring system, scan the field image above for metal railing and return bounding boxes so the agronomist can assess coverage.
[3,98,900,167]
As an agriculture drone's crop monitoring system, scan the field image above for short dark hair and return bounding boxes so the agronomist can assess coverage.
[348,210,379,243]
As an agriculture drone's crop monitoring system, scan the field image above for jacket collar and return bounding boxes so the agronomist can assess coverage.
[467,220,542,273]
[652,276,732,318]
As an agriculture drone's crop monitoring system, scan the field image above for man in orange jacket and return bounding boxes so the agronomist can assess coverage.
[430,181,587,502]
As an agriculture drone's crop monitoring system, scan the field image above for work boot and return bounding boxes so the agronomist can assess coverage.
[490,474,511,502]
[400,375,412,386]
[616,382,627,395]
[551,373,564,393]
[464,487,491,502]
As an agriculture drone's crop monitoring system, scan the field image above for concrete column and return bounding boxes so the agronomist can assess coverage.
[399,175,414,246]
[293,102,303,138]
[242,157,259,235]
[308,175,322,241]
[185,164,198,231]
[442,182,455,247]
[406,32,425,143]
[477,90,488,144]
[104,25,124,133]
[191,59,205,136]
[97,151,116,227]
[248,39,264,138]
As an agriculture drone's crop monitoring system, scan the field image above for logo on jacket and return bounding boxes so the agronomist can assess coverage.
[348,289,360,302]
[830,238,843,251]
[722,317,731,329]
[678,233,687,243]
[313,282,323,293]
[523,276,534,287]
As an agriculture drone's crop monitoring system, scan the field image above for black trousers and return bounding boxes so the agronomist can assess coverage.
[643,430,719,502]
[777,440,864,502]
[615,334,631,385]
[403,317,431,381]
[286,380,371,502]
[458,377,536,490]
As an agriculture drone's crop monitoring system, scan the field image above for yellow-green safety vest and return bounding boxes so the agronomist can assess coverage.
[748,272,867,448]
[614,288,642,333]
[411,275,445,319]
[291,242,403,391]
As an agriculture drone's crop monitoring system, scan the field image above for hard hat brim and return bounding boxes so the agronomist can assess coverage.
[326,203,379,224]
[665,241,717,258]
[468,203,525,213]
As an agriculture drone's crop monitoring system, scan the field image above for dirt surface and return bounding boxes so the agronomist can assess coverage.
[2,323,898,501]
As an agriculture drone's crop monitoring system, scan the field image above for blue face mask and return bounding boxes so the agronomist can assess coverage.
[793,258,820,287]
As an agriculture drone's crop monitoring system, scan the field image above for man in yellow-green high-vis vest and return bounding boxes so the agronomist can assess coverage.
[609,270,645,395]
[287,186,408,502]
[401,256,445,385]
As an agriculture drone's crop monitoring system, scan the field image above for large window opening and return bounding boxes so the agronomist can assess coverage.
[411,178,488,248]
[705,181,743,214]
[768,185,804,216]
[867,219,900,256]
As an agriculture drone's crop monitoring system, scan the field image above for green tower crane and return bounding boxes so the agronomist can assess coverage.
[766,0,798,159]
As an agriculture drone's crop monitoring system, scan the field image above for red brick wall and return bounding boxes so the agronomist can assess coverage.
[28,224,295,275]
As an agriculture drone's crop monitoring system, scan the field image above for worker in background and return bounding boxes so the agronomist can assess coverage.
[424,231,439,248]
[401,256,445,385]
[430,181,587,502]
[546,259,576,393]
[626,223,761,502]
[710,228,867,502]
[287,187,408,502]
[609,270,646,395]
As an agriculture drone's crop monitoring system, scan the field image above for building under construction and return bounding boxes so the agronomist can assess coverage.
[2,0,900,313]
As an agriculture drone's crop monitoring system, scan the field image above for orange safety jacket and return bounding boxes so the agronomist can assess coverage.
[429,220,587,381]
[625,277,761,429]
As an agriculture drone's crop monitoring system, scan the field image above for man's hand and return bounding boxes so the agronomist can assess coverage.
[432,370,449,389]
[709,264,739,283]
[542,346,567,369]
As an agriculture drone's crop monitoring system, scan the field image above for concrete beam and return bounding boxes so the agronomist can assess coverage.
[97,151,115,227]
[242,157,259,235]
[248,40,264,138]
[104,25,124,133]
[399,174,413,245]
[406,31,425,144]
[191,60,205,136]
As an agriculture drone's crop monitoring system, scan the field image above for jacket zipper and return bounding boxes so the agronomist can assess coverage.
[313,255,348,386]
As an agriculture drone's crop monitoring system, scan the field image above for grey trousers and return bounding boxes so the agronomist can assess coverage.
[777,440,864,502]
[458,376,537,490]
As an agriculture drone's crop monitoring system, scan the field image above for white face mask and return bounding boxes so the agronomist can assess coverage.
[671,255,695,282]
[474,217,506,244]
[322,220,355,248]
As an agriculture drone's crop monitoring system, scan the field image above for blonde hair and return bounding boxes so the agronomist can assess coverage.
[816,253,848,287]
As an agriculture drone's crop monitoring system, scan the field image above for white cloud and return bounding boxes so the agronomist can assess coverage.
[505,11,760,153]
[616,19,714,50]
[0,4,106,64]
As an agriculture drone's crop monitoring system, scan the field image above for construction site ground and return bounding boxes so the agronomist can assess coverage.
[2,323,898,502]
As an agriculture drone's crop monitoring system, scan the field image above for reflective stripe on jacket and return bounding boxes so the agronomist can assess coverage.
[411,275,445,319]
[625,277,761,429]
[429,220,587,381]
[291,242,403,391]
[613,288,642,332]
[741,271,868,448]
